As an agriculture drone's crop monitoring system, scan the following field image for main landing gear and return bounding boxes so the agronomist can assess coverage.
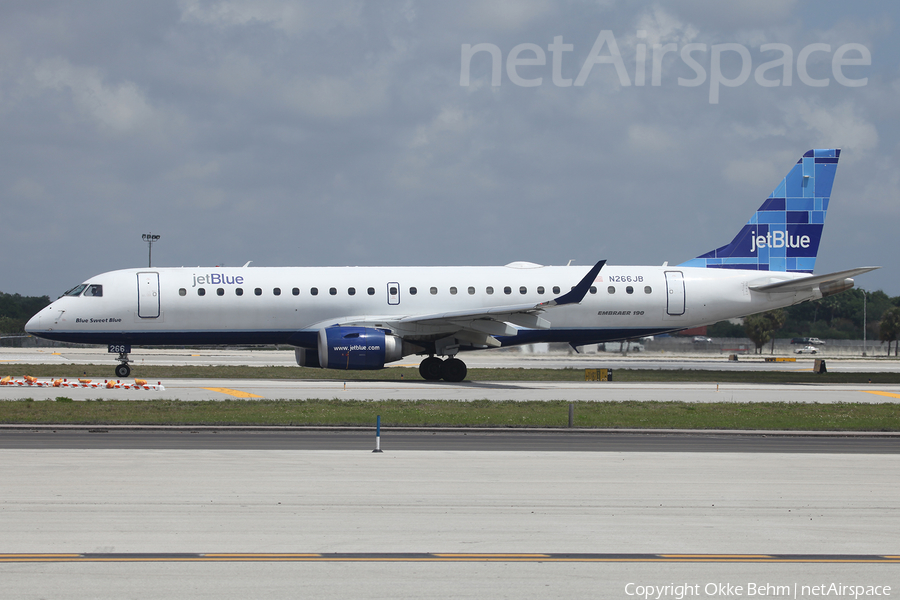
[419,356,467,383]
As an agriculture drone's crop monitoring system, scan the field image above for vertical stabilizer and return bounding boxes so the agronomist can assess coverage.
[679,149,839,273]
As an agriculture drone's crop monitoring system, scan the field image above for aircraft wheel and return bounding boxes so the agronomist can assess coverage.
[441,358,467,382]
[115,363,131,378]
[419,356,443,381]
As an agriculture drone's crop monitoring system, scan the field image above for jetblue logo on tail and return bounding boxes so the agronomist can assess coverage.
[680,149,839,273]
[749,230,811,253]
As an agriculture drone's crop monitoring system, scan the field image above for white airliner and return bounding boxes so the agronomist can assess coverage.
[26,149,877,381]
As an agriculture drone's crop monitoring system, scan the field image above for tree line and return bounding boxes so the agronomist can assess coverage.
[0,292,50,335]
[706,288,900,354]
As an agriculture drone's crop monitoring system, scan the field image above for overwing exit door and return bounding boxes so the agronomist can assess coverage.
[387,282,400,305]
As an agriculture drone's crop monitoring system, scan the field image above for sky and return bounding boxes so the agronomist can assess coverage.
[2,0,897,298]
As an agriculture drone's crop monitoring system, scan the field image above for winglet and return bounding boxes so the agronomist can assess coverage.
[540,260,606,307]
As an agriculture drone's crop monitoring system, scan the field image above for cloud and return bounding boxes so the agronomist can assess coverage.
[33,57,156,133]
[178,0,363,34]
[788,99,879,158]
[465,0,556,31]
[0,0,896,297]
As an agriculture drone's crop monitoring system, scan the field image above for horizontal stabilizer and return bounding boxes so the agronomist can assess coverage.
[748,267,880,293]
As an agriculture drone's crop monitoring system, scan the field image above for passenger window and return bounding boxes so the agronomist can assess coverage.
[430,287,438,295]
[468,287,475,295]
[626,286,634,294]
[255,288,262,296]
[644,286,652,294]
[310,288,318,296]
[348,287,356,296]
[450,287,457,295]
[589,286,596,294]
[217,288,224,296]
[236,288,244,296]
[367,288,375,295]
[552,286,560,294]
[519,286,527,294]
[537,286,544,294]
[86,285,103,297]
[292,288,300,296]
[198,288,206,296]
[486,287,494,295]
[409,287,417,295]
[273,288,281,296]
[329,288,337,295]
[608,286,615,294]
[179,288,186,296]
[503,286,512,295]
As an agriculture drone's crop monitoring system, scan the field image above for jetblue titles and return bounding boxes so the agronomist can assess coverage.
[192,273,244,287]
[750,230,810,253]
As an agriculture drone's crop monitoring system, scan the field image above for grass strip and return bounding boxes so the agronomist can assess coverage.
[4,364,900,384]
[1,399,898,431]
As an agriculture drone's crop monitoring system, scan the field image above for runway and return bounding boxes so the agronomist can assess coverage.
[4,346,900,372]
[1,448,898,599]
[3,347,899,598]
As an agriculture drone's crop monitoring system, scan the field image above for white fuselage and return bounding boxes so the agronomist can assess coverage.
[26,263,816,352]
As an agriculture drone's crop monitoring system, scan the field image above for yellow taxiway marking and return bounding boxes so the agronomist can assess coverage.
[0,553,898,563]
[203,388,264,398]
[862,391,900,399]
[660,554,772,558]
[434,553,550,558]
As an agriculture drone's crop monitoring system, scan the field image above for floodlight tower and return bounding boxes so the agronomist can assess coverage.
[142,233,161,267]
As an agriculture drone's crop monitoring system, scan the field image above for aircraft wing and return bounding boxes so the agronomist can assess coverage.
[397,260,606,327]
[748,266,880,293]
[309,261,606,346]
[390,260,606,345]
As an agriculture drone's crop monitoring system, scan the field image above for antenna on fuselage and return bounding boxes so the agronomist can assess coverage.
[242,261,252,267]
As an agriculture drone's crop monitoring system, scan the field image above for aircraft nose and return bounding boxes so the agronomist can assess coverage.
[25,312,43,334]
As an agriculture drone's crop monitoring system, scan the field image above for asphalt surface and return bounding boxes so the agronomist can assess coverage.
[3,347,898,599]
[1,428,899,452]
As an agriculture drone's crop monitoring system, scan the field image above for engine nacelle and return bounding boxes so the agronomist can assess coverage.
[316,327,404,370]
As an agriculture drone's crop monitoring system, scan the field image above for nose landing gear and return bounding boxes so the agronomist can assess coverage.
[418,356,467,382]
[108,345,133,378]
[115,352,131,378]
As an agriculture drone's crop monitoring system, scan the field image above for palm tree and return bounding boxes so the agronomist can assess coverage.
[879,307,900,356]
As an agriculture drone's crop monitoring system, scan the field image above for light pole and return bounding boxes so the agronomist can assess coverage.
[863,290,868,357]
[142,233,160,268]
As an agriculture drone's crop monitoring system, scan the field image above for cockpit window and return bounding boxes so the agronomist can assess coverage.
[63,284,88,297]
[85,284,103,297]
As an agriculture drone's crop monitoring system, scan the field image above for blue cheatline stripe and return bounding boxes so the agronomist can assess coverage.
[35,327,675,349]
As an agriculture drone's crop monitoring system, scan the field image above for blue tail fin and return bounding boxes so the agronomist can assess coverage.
[679,149,840,273]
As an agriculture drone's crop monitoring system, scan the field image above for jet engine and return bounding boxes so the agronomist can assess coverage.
[295,327,408,370]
